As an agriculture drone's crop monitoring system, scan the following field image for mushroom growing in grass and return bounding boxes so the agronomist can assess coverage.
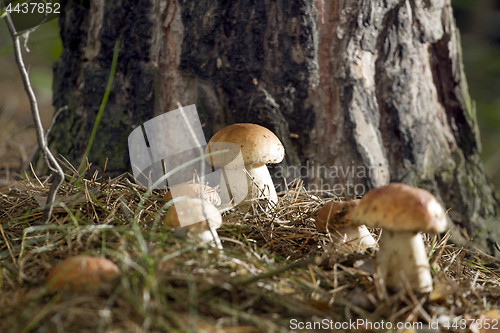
[46,255,120,292]
[351,183,448,293]
[165,183,221,206]
[315,199,377,251]
[164,198,223,248]
[206,123,285,207]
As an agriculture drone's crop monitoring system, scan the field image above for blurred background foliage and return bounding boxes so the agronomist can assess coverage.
[453,0,500,188]
[0,1,498,187]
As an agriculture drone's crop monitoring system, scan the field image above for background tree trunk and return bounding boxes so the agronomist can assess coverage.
[43,0,499,255]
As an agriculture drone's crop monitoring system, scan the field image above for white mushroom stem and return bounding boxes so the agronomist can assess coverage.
[336,225,377,250]
[377,230,433,293]
[217,163,277,208]
[245,162,277,205]
[218,167,250,209]
[187,224,222,249]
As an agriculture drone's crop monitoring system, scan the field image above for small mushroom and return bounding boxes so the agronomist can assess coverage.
[315,199,377,251]
[351,183,448,293]
[206,123,285,206]
[165,183,221,206]
[46,255,120,292]
[164,198,223,248]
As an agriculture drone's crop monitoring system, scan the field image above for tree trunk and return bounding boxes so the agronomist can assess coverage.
[43,0,499,255]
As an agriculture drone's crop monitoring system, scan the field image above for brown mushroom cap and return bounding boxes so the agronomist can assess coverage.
[46,255,120,291]
[164,198,222,229]
[205,123,285,167]
[351,183,447,233]
[315,199,360,232]
[165,183,221,206]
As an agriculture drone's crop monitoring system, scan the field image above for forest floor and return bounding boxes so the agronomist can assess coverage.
[1,9,500,332]
[0,91,499,332]
[0,166,499,333]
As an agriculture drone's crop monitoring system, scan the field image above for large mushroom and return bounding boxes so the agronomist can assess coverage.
[351,183,448,293]
[315,199,377,251]
[164,198,223,248]
[205,123,285,207]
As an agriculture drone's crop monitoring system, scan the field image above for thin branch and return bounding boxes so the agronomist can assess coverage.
[4,7,64,224]
[20,0,53,43]
[44,105,68,143]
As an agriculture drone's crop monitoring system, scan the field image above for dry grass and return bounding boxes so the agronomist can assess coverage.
[0,165,499,333]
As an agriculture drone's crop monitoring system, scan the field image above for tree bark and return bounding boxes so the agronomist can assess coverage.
[43,0,499,255]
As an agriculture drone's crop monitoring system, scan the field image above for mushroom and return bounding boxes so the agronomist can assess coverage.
[165,183,221,206]
[164,198,223,248]
[46,255,120,292]
[350,183,448,293]
[205,123,285,207]
[315,199,377,251]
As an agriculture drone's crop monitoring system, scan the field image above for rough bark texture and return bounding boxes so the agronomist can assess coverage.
[36,0,163,176]
[44,0,499,255]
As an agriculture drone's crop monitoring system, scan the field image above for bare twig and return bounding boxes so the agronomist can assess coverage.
[4,8,64,224]
[17,0,53,47]
[45,105,68,143]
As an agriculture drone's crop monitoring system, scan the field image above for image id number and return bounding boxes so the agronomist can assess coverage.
[442,318,499,330]
[6,2,60,14]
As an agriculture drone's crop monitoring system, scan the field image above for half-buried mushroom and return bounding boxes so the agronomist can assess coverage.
[164,198,223,248]
[165,183,221,206]
[46,255,120,292]
[315,199,377,251]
